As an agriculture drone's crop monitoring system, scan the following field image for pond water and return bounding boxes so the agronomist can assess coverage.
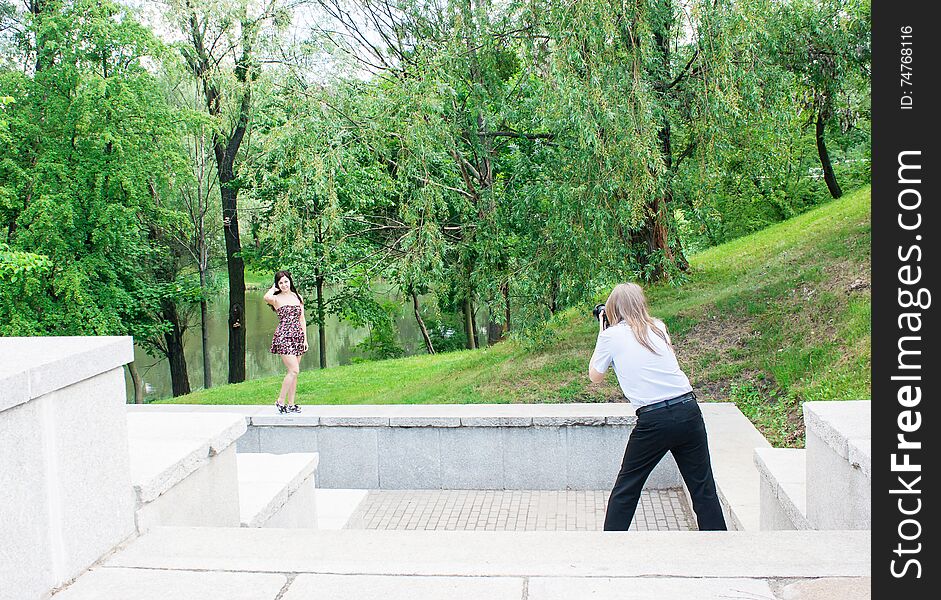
[124,284,489,402]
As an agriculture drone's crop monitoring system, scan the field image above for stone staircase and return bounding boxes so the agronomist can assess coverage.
[755,400,871,531]
[126,411,320,533]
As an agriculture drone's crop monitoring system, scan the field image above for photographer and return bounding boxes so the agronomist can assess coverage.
[589,283,726,531]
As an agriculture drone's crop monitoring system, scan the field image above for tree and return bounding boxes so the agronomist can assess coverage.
[0,0,193,396]
[764,0,870,199]
[166,0,300,382]
[247,78,395,368]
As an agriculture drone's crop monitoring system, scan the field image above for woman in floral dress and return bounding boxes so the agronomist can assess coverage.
[264,271,308,413]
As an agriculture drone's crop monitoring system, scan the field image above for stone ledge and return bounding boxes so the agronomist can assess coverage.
[533,416,606,426]
[50,567,286,600]
[0,336,133,412]
[251,413,320,426]
[460,416,533,427]
[127,413,248,502]
[321,416,390,427]
[803,401,870,460]
[847,438,871,478]
[754,448,810,530]
[138,403,644,428]
[389,416,461,427]
[130,438,210,504]
[697,403,771,532]
[237,453,319,528]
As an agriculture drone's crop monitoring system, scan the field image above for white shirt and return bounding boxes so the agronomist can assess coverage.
[590,321,693,408]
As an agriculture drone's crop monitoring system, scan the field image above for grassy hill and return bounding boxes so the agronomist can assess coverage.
[166,186,872,447]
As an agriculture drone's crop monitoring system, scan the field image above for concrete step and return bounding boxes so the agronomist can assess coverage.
[754,448,810,530]
[237,453,319,528]
[697,403,771,531]
[315,489,369,529]
[803,401,871,529]
[126,412,247,532]
[51,526,870,600]
[100,526,871,578]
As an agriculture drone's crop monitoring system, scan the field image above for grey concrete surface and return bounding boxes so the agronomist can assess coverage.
[804,401,871,530]
[528,576,775,599]
[127,412,247,503]
[134,445,241,532]
[696,403,771,531]
[777,577,871,600]
[1,354,135,600]
[51,568,286,600]
[377,428,443,489]
[105,526,871,579]
[44,369,137,581]
[803,401,870,461]
[315,427,380,488]
[281,574,524,600]
[0,399,53,600]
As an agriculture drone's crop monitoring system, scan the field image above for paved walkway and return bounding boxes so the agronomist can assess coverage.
[344,489,695,531]
[53,527,872,600]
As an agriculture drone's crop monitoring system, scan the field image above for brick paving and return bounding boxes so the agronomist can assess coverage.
[344,489,696,531]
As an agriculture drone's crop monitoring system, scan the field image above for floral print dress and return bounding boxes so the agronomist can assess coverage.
[270,304,306,356]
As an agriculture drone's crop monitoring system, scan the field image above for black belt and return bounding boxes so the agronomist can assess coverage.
[635,392,696,415]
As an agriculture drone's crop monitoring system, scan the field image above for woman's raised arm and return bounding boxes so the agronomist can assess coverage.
[263,285,278,306]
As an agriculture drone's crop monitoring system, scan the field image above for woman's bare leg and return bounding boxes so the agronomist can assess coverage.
[284,354,300,406]
[277,354,297,406]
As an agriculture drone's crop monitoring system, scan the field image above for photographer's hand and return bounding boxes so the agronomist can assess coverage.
[598,312,606,333]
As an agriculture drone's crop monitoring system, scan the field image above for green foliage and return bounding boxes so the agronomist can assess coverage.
[1,0,870,403]
[0,0,192,340]
[0,243,49,283]
[353,301,407,362]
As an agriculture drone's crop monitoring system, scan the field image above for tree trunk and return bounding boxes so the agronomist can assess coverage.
[470,300,480,347]
[487,321,504,345]
[162,304,192,397]
[198,266,212,389]
[186,10,257,384]
[548,274,560,314]
[646,5,687,277]
[463,297,477,350]
[30,0,52,73]
[503,281,511,335]
[126,361,145,404]
[221,185,246,383]
[411,291,435,354]
[316,274,327,369]
[816,107,842,199]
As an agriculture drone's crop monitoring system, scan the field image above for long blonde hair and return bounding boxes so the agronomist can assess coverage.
[604,283,670,354]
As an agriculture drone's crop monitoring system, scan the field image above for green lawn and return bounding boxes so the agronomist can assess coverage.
[166,186,872,447]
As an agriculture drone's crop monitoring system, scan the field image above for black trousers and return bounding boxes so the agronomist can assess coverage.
[603,400,727,531]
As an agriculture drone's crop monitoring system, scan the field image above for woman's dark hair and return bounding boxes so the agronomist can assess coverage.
[270,270,304,311]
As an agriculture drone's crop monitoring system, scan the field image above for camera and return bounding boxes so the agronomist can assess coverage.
[592,303,609,329]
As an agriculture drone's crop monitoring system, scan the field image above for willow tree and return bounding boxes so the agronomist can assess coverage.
[310,0,540,347]
[245,76,400,368]
[763,0,871,199]
[525,0,741,280]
